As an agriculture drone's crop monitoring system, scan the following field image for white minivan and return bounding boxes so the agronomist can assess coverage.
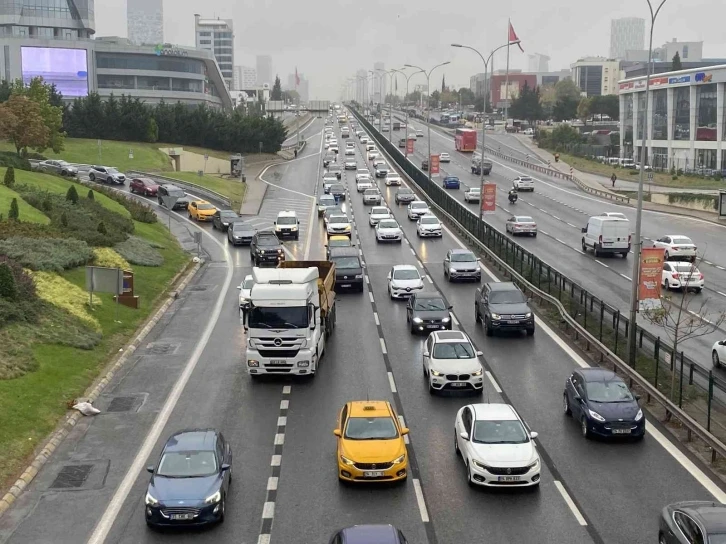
[581,216,631,257]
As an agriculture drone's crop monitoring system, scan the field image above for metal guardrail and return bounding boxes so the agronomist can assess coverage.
[127,170,231,208]
[350,105,726,463]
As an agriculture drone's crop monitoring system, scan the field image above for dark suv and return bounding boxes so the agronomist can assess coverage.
[157,184,190,210]
[475,282,535,336]
[328,247,363,292]
[250,232,284,266]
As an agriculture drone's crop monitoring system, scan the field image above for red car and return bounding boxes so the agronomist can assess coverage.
[129,177,160,196]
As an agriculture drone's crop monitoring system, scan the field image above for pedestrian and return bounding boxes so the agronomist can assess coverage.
[611,173,617,187]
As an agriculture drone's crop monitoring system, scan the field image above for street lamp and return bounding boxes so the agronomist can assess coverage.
[376,68,396,141]
[404,61,450,182]
[397,67,425,159]
[627,0,668,367]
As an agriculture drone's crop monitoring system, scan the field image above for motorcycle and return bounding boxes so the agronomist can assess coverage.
[508,193,518,204]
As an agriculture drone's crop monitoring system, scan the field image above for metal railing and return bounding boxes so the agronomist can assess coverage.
[350,105,726,462]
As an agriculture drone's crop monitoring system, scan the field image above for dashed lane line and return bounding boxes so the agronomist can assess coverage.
[554,481,588,526]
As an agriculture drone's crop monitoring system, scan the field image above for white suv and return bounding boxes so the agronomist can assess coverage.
[422,330,484,394]
[513,176,534,191]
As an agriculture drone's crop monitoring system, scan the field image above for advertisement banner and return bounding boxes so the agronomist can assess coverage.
[481,183,496,217]
[407,138,415,154]
[638,247,665,311]
[430,154,440,175]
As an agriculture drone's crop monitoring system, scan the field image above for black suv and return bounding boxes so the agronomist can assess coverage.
[475,282,534,336]
[157,184,190,210]
[328,247,363,292]
[250,232,284,266]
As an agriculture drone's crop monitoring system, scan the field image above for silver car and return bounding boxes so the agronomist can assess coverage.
[363,188,382,205]
[444,249,482,282]
[505,215,538,236]
[39,160,78,177]
[88,165,126,184]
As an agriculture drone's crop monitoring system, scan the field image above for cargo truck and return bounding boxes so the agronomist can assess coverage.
[245,261,336,377]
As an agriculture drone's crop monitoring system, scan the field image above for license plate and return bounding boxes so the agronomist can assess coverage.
[498,476,521,482]
[612,428,632,434]
[270,360,287,365]
[170,514,194,520]
[426,324,440,329]
[506,320,520,324]
[450,382,467,387]
[340,284,351,288]
[363,471,385,478]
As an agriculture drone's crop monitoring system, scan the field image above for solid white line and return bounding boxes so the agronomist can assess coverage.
[380,338,388,354]
[620,273,632,281]
[427,275,434,284]
[277,416,287,427]
[282,385,292,395]
[554,481,587,526]
[717,266,726,271]
[365,275,370,284]
[388,371,397,393]
[595,260,609,268]
[262,501,275,519]
[274,433,285,446]
[413,479,430,523]
[374,312,380,326]
[410,248,416,255]
[267,477,278,491]
[718,291,726,298]
[566,222,577,228]
[271,455,281,466]
[87,211,234,544]
[417,260,423,268]
[485,371,502,393]
[369,292,375,303]
[539,230,549,236]
[259,165,318,200]
[280,400,289,410]
[554,238,567,245]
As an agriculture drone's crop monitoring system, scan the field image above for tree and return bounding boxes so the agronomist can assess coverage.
[146,117,158,143]
[539,85,557,118]
[8,197,19,221]
[554,79,582,103]
[11,77,65,153]
[552,97,578,121]
[60,211,68,227]
[87,189,95,201]
[441,74,446,93]
[281,89,299,103]
[66,184,79,204]
[0,262,17,299]
[0,95,49,156]
[271,76,283,101]
[509,82,543,125]
[672,51,683,71]
[429,90,440,108]
[404,90,421,104]
[577,97,592,124]
[458,87,476,106]
[3,166,14,188]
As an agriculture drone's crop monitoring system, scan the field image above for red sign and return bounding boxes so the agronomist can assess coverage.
[638,247,665,311]
[619,81,633,91]
[430,154,440,175]
[650,77,668,87]
[407,138,414,154]
[481,183,496,216]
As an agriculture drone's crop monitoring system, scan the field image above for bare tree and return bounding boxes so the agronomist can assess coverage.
[641,254,726,401]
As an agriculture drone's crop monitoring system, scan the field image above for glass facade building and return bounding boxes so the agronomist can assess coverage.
[0,0,94,39]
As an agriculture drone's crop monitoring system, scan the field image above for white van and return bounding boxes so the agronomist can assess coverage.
[581,216,631,257]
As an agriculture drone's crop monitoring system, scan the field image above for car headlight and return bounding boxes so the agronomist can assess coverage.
[449,268,457,273]
[442,317,450,323]
[525,313,532,318]
[258,249,265,254]
[392,454,406,465]
[588,409,606,422]
[472,459,489,470]
[430,369,442,376]
[527,458,540,470]
[204,490,221,505]
[297,360,309,367]
[471,369,483,376]
[412,317,423,323]
[634,408,643,422]
[491,313,501,320]
[291,226,298,231]
[247,359,259,367]
[145,491,159,506]
[277,249,283,254]
[275,226,281,231]
[340,455,355,466]
[354,274,363,279]
[343,225,351,231]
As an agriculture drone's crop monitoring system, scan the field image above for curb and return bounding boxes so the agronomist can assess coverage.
[0,258,202,519]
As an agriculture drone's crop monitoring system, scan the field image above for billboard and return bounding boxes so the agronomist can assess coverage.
[430,154,440,175]
[481,183,496,217]
[21,47,88,97]
[638,247,665,311]
[406,138,414,154]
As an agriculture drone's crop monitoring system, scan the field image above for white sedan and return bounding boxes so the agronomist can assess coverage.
[344,160,357,170]
[653,235,697,262]
[417,215,442,237]
[238,274,254,310]
[464,188,480,202]
[356,177,373,192]
[505,215,538,236]
[367,151,380,161]
[385,173,402,186]
[407,201,430,220]
[369,206,391,226]
[439,152,451,163]
[355,169,370,181]
[344,148,355,156]
[712,339,726,368]
[375,218,403,243]
[455,403,540,487]
[387,264,424,299]
[662,261,704,293]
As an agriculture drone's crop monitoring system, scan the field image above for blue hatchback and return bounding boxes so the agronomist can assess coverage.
[443,176,460,189]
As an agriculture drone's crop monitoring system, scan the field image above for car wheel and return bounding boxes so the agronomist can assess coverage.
[563,394,571,415]
[218,494,226,523]
[227,236,231,244]
[188,213,193,219]
[389,286,393,299]
[581,239,586,252]
[581,416,591,439]
[526,327,535,336]
[695,288,702,294]
[713,350,721,368]
[485,316,493,336]
[428,381,435,395]
[659,533,667,544]
[88,173,95,181]
[466,461,475,487]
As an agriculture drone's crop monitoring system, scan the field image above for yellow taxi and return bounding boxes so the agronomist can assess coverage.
[326,235,352,259]
[333,400,409,483]
[188,200,217,221]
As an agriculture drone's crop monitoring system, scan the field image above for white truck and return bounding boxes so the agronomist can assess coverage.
[244,261,336,377]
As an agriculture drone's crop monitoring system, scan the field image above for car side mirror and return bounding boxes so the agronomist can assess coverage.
[333,429,341,437]
[459,431,469,441]
[476,350,483,357]
[530,431,538,440]
[448,305,453,310]
[400,427,410,436]
[423,351,430,357]
[146,465,155,474]
[581,227,587,233]
[237,286,241,290]
[221,463,231,471]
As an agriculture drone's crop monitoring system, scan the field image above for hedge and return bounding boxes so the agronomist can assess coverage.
[0,255,38,327]
[81,183,157,224]
[114,236,164,266]
[0,152,32,172]
[93,247,132,271]
[0,237,94,272]
[30,270,101,330]
[0,220,67,240]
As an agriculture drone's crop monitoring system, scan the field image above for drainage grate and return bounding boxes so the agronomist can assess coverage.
[145,342,178,355]
[50,465,93,489]
[189,285,209,292]
[106,396,137,413]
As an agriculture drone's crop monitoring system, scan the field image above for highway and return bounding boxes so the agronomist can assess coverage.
[1,115,725,544]
[381,113,726,378]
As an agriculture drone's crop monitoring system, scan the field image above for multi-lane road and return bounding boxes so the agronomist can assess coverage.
[1,116,725,544]
[380,112,726,376]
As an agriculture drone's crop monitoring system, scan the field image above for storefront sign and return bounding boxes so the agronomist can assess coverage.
[695,72,713,83]
[668,75,691,85]
[481,183,496,217]
[649,77,668,87]
[638,247,665,311]
[633,80,647,89]
[154,44,189,57]
[619,81,634,91]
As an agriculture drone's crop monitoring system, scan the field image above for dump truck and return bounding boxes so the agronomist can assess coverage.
[244,261,336,377]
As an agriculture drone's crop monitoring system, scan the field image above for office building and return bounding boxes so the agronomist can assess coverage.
[490,71,537,109]
[0,0,95,39]
[233,65,256,90]
[610,17,645,59]
[127,0,162,46]
[194,14,233,89]
[527,53,550,73]
[469,72,488,97]
[619,63,726,172]
[256,55,272,87]
[373,61,385,103]
[571,57,622,96]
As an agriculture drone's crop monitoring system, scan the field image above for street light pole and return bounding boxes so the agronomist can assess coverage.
[398,67,425,160]
[627,0,668,367]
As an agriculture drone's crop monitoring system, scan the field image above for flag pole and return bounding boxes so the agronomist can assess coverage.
[504,18,511,128]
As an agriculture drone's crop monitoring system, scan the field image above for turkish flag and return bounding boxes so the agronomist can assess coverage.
[508,22,524,53]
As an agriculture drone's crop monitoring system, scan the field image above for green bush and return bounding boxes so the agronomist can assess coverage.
[0,262,16,298]
[0,237,94,272]
[97,221,107,234]
[66,185,79,204]
[0,256,38,328]
[0,220,65,240]
[0,152,31,171]
[87,189,95,201]
[80,183,157,224]
[115,236,164,266]
[8,198,19,221]
[0,256,36,301]
[3,167,15,188]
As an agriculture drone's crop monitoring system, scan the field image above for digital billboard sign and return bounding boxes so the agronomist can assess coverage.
[21,47,88,97]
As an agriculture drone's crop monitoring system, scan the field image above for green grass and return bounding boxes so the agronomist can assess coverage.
[162,171,247,211]
[0,185,50,224]
[0,173,189,489]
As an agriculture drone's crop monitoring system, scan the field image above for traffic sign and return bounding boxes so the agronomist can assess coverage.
[160,194,179,210]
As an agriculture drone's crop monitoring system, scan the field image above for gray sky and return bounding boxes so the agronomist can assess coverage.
[97,0,725,100]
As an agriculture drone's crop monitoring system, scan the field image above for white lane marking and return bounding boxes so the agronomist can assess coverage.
[277,416,287,427]
[554,481,588,526]
[380,337,388,354]
[426,275,434,284]
[554,238,567,245]
[718,291,726,298]
[566,222,577,228]
[282,385,292,394]
[267,477,278,491]
[551,215,562,221]
[369,292,375,303]
[87,210,234,544]
[274,433,285,446]
[539,230,549,235]
[259,164,319,200]
[280,399,289,410]
[410,248,416,256]
[717,266,726,271]
[262,501,275,519]
[485,371,503,393]
[413,479,430,523]
[374,312,380,326]
[619,273,632,281]
[365,275,370,284]
[451,314,459,326]
[595,260,610,269]
[258,535,271,544]
[398,414,410,444]
[271,455,282,466]
[388,371,397,393]
[417,260,423,268]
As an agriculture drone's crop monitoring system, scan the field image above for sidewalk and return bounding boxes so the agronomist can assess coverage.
[239,159,283,216]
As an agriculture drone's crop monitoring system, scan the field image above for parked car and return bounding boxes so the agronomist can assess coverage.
[38,159,78,177]
[129,177,160,196]
[89,165,126,184]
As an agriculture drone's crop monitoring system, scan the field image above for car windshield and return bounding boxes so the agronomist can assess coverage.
[320,197,335,205]
[399,189,413,195]
[196,203,214,210]
[515,217,534,223]
[519,177,532,181]
[451,252,476,262]
[365,190,378,195]
[585,380,635,403]
[421,217,439,224]
[331,256,360,269]
[329,165,341,171]
[604,213,627,219]
[232,222,253,232]
[277,217,297,225]
[248,305,308,329]
[469,189,481,194]
[393,269,420,280]
[167,189,185,198]
[330,185,344,192]
[671,237,693,245]
[472,420,529,444]
[157,450,218,477]
[432,341,475,359]
[673,264,698,273]
[379,220,398,229]
[414,297,447,311]
[324,176,337,182]
[358,176,370,181]
[489,290,527,304]
[344,416,398,440]
[256,236,279,246]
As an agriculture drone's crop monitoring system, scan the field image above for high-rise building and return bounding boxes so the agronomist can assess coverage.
[0,0,95,38]
[355,69,367,103]
[610,17,645,59]
[527,53,550,73]
[373,62,385,103]
[127,0,162,45]
[256,55,273,87]
[234,66,257,90]
[195,14,234,89]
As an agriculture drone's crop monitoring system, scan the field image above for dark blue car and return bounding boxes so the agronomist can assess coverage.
[442,176,460,189]
[563,368,645,440]
[329,525,409,544]
[145,429,233,528]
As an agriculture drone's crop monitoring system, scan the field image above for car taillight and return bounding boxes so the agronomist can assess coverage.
[699,273,704,280]
[672,273,679,279]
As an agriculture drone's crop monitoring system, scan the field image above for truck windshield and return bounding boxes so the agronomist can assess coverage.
[248,306,308,329]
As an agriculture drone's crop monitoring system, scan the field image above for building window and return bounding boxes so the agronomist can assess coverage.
[652,89,667,140]
[673,87,690,141]
[652,147,668,170]
[682,45,689,59]
[623,93,634,146]
[199,32,211,36]
[171,78,203,93]
[97,75,136,90]
[136,76,171,91]
[199,39,210,45]
[96,53,205,74]
[695,83,717,141]
[697,149,716,171]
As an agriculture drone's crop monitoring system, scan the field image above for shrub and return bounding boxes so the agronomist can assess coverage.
[0,256,38,327]
[3,167,15,188]
[87,189,95,201]
[30,271,101,330]
[0,152,31,171]
[97,221,107,235]
[115,236,164,266]
[0,256,36,301]
[41,195,53,212]
[0,262,16,298]
[0,220,65,240]
[60,212,68,227]
[0,237,93,272]
[8,198,19,221]
[81,183,157,224]
[66,185,79,204]
[93,247,132,271]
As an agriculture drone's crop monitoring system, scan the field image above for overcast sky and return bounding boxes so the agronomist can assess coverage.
[97,0,725,100]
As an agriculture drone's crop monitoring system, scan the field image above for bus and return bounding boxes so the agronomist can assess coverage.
[455,128,477,152]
